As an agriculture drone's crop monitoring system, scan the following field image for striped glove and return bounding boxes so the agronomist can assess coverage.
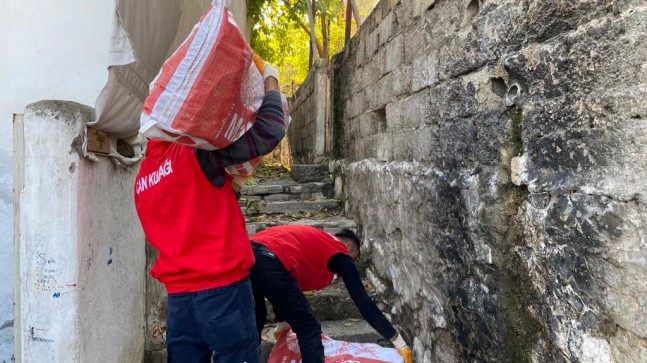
[392,333,412,363]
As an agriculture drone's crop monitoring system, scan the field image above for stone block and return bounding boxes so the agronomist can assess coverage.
[376,134,394,162]
[358,109,387,138]
[376,11,397,47]
[364,30,378,59]
[263,194,291,202]
[257,200,340,215]
[392,64,412,97]
[413,0,437,18]
[425,78,480,123]
[412,51,439,92]
[374,74,399,110]
[350,90,366,119]
[242,185,284,195]
[394,1,414,29]
[390,128,434,162]
[291,164,329,183]
[385,35,404,75]
[385,89,430,131]
[353,134,380,160]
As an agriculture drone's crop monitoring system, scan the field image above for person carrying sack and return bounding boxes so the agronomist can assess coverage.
[134,61,285,363]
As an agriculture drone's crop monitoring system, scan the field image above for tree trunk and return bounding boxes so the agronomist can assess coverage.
[345,0,352,44]
[305,0,319,63]
[321,12,329,59]
[349,0,362,27]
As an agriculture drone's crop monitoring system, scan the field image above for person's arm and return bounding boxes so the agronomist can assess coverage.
[327,253,397,339]
[328,253,413,363]
[195,75,286,187]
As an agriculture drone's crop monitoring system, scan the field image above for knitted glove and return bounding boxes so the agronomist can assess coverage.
[392,333,412,363]
[273,321,291,340]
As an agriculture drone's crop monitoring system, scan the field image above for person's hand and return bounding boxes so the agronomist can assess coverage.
[273,321,291,340]
[231,174,253,193]
[391,333,412,363]
[252,52,279,92]
[262,63,279,92]
[262,64,278,82]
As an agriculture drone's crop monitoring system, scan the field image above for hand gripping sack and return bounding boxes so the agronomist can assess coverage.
[268,331,404,363]
[140,0,265,150]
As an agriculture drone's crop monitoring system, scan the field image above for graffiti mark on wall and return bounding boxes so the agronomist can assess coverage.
[29,326,55,343]
[107,246,113,266]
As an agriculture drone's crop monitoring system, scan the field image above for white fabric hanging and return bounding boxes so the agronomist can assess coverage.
[90,0,247,165]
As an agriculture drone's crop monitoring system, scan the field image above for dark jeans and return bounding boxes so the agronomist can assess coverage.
[166,279,259,363]
[249,242,324,363]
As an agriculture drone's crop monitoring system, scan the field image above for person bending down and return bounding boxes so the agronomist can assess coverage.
[249,225,413,363]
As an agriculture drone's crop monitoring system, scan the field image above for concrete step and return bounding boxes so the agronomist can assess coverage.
[242,199,340,216]
[306,280,363,321]
[259,319,387,363]
[246,215,357,236]
[240,179,334,201]
[260,278,374,325]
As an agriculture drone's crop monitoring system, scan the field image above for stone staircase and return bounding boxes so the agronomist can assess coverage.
[240,165,388,362]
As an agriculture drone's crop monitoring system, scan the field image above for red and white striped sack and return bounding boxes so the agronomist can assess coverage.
[140,0,288,175]
[268,332,404,363]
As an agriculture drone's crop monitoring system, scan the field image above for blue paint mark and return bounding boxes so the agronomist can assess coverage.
[53,292,61,298]
[107,259,113,266]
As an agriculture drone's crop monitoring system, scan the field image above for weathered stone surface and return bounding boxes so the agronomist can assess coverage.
[325,0,647,362]
[263,194,291,202]
[291,164,329,183]
[242,185,285,195]
[257,200,340,215]
[288,61,331,164]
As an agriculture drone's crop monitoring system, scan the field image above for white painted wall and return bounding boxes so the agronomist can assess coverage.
[0,2,113,361]
[0,2,250,361]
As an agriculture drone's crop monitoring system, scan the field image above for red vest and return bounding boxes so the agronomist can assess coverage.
[134,140,254,293]
[251,225,349,291]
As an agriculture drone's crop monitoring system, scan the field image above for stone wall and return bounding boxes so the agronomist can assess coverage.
[330,0,647,362]
[288,59,331,164]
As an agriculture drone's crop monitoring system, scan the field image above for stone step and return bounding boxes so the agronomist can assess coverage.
[246,215,357,236]
[259,319,386,363]
[306,280,363,321]
[261,278,373,325]
[242,199,340,216]
[240,179,334,201]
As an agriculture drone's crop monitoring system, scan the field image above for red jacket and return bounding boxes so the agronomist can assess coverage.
[134,140,254,293]
[251,225,349,291]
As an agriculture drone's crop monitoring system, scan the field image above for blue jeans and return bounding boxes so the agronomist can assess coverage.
[249,243,324,363]
[166,279,259,363]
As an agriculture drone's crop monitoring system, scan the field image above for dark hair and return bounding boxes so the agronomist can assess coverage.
[335,229,361,253]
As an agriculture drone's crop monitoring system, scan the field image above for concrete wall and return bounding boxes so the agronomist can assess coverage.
[14,101,146,362]
[288,60,331,164]
[1,2,251,361]
[0,2,114,361]
[330,0,647,362]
